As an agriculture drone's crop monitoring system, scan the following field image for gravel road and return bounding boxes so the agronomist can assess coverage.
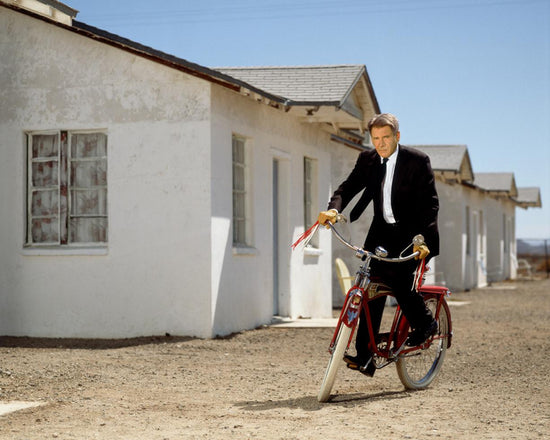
[1,278,549,439]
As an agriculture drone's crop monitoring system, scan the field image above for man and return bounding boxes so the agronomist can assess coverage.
[318,113,439,377]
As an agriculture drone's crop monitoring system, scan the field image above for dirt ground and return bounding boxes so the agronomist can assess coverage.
[1,278,549,440]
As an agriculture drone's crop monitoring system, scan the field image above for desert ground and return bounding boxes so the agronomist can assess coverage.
[1,278,549,439]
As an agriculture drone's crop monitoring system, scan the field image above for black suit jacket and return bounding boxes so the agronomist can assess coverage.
[328,145,440,257]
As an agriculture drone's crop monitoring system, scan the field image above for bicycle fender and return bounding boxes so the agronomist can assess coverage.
[441,297,453,348]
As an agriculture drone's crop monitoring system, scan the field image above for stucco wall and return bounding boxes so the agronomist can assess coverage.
[436,180,518,292]
[0,8,213,337]
[436,182,461,291]
[483,197,516,282]
[210,86,334,336]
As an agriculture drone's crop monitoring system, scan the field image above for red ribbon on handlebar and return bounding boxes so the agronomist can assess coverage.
[291,221,320,250]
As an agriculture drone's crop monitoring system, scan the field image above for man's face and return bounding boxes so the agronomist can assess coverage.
[371,125,400,158]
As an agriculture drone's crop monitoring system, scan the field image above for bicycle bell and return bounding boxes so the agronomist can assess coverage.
[375,246,388,257]
[413,234,425,246]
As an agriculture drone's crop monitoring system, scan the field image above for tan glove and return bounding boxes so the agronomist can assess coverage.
[317,209,338,229]
[414,243,430,260]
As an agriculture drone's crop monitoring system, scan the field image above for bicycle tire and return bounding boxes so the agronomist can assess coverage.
[317,323,352,402]
[396,295,450,390]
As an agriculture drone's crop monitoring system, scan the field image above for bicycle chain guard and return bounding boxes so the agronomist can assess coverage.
[366,282,392,299]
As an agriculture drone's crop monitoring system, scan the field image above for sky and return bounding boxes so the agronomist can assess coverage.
[67,0,550,240]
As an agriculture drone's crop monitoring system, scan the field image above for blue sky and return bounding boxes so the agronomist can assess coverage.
[68,0,550,240]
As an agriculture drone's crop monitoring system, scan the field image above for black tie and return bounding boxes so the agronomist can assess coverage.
[379,158,389,217]
[380,158,388,186]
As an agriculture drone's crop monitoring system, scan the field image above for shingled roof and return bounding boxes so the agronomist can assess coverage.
[214,65,364,104]
[474,172,518,198]
[214,65,381,132]
[410,145,474,183]
[515,187,542,209]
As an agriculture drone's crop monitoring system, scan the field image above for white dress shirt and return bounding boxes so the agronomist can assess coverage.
[381,146,399,224]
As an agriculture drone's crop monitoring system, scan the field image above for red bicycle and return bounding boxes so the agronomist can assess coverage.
[317,219,453,402]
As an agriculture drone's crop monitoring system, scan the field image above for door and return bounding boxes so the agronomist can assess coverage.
[472,211,479,288]
[272,159,280,315]
[271,149,291,317]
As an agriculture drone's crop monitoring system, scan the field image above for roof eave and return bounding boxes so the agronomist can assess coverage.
[73,21,292,105]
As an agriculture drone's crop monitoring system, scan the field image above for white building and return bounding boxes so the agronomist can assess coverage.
[0,0,379,338]
[474,172,522,284]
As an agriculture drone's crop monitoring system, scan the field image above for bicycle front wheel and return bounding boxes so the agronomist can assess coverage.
[317,323,352,402]
[396,296,450,390]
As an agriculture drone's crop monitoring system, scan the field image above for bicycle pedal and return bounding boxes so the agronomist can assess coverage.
[346,363,359,371]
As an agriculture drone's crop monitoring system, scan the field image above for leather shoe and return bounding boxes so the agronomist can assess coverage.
[406,319,438,346]
[343,354,376,377]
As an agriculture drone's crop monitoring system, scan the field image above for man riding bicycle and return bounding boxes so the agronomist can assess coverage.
[318,113,439,377]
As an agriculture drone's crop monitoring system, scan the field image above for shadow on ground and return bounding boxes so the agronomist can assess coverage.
[234,389,412,412]
[0,335,194,350]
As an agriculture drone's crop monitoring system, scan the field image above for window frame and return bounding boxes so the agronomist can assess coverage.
[231,134,254,250]
[25,129,108,249]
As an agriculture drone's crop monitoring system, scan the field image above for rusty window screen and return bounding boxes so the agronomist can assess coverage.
[27,131,108,246]
[232,135,249,246]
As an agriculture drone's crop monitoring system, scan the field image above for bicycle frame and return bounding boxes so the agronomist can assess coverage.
[327,224,452,369]
[314,219,453,401]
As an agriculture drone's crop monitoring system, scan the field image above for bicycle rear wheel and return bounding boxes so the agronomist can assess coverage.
[396,296,450,390]
[317,323,352,402]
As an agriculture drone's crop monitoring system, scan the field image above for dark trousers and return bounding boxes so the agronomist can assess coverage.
[356,219,434,358]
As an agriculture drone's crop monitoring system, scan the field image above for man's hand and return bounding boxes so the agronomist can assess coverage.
[414,243,430,260]
[317,209,338,229]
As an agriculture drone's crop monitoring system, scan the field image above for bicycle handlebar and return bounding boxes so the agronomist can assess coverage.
[329,215,422,262]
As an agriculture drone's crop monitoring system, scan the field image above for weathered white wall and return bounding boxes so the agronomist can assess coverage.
[435,180,520,291]
[210,86,334,336]
[483,197,517,282]
[437,182,474,291]
[0,8,213,337]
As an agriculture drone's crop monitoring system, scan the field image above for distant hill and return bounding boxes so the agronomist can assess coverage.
[517,239,548,256]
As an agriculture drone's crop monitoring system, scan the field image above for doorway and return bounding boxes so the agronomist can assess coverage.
[271,151,290,317]
[272,159,280,314]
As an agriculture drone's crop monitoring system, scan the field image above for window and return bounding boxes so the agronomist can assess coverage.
[304,157,319,248]
[26,130,108,246]
[232,135,251,247]
[465,206,471,256]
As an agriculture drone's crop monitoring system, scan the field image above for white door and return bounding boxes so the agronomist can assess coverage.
[271,150,291,316]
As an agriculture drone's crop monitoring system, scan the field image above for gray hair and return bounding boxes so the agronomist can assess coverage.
[367,113,400,135]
